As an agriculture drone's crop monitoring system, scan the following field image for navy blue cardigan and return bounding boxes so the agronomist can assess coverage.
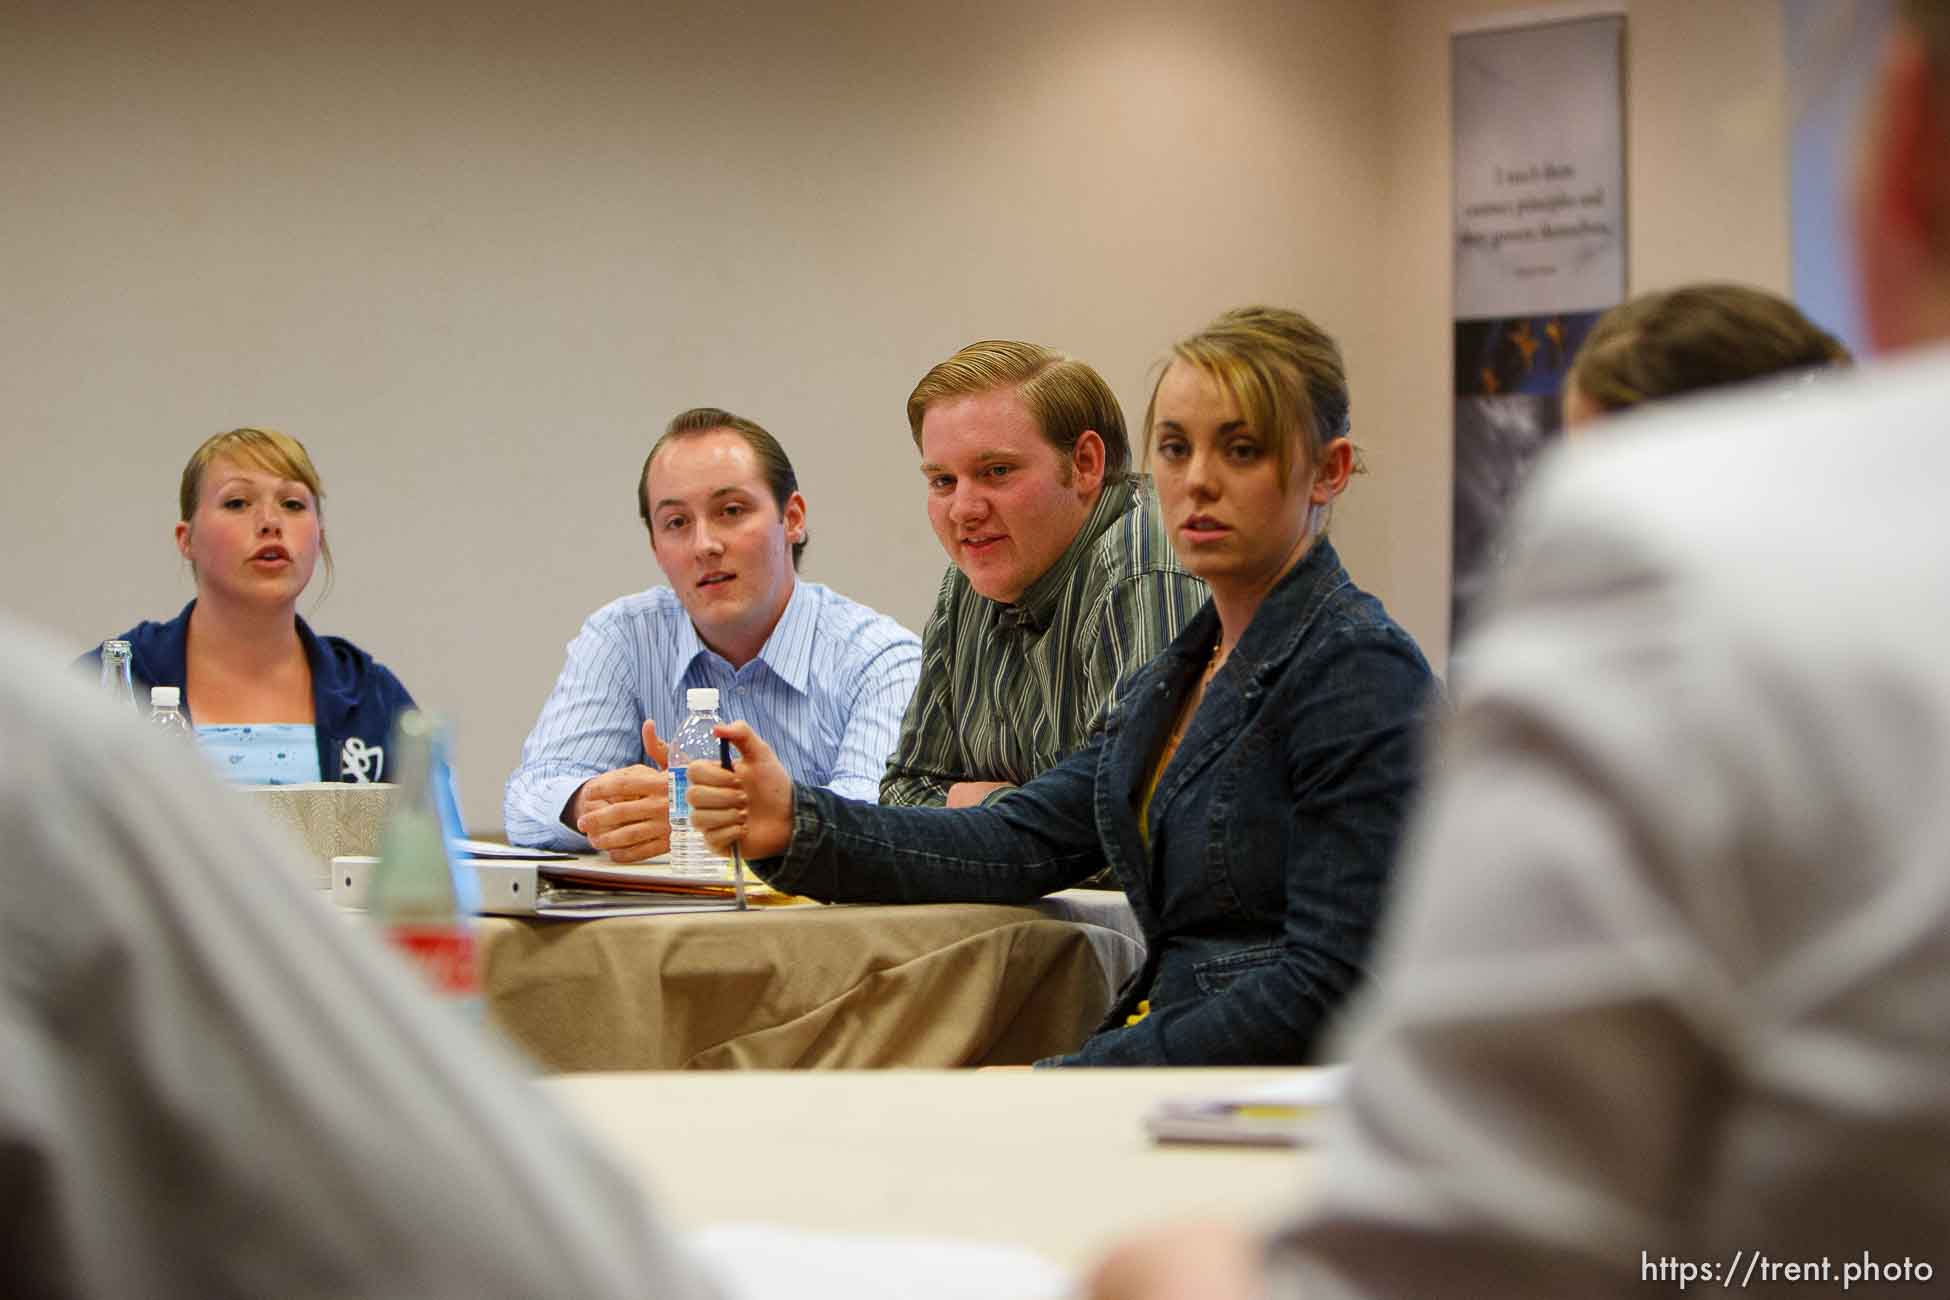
[88,601,415,783]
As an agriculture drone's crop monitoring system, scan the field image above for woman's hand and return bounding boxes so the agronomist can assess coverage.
[685,720,795,861]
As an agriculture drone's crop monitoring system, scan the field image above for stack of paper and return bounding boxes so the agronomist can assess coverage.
[333,853,806,918]
[523,859,796,915]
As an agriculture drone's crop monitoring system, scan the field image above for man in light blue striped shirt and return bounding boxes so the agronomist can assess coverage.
[504,408,920,859]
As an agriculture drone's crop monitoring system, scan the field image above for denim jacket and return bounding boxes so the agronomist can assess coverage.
[758,539,1437,1066]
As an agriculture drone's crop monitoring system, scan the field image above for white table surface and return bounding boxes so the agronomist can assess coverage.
[542,1067,1317,1271]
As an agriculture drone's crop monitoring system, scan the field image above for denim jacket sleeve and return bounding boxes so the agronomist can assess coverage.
[753,724,1112,904]
[1056,624,1435,1066]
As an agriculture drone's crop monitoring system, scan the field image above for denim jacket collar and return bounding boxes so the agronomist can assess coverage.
[1125,538,1352,861]
[1158,537,1350,681]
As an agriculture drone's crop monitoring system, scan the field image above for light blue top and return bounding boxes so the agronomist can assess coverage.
[503,578,921,851]
[196,724,324,786]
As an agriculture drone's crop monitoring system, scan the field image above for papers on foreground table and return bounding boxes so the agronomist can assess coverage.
[1143,1065,1348,1147]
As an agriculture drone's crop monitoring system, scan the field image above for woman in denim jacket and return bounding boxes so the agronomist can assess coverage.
[694,307,1436,1066]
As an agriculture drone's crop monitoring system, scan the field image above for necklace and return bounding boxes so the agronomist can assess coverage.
[1202,639,1225,684]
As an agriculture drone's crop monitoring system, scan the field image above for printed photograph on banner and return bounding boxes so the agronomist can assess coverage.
[1450,309,1603,644]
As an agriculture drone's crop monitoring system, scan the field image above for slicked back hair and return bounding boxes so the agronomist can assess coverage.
[638,407,806,569]
[906,340,1130,486]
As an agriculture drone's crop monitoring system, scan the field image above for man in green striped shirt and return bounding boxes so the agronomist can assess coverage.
[880,339,1207,827]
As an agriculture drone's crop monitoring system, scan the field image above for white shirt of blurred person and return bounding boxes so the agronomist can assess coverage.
[504,407,919,861]
[8,618,1075,1300]
[1086,6,1950,1299]
[1,617,726,1300]
[880,341,1204,812]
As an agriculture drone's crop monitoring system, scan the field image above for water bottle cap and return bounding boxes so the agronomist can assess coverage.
[150,686,180,708]
[686,687,720,712]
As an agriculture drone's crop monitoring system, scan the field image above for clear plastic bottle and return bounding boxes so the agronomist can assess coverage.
[370,711,480,1017]
[667,687,732,879]
[100,639,136,710]
[148,685,191,737]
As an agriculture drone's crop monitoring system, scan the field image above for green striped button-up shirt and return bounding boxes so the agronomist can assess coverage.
[880,475,1207,809]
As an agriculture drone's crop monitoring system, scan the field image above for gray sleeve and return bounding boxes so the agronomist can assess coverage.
[0,621,724,1300]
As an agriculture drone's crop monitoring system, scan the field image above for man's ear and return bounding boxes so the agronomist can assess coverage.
[1309,438,1355,505]
[1071,430,1106,498]
[782,491,808,543]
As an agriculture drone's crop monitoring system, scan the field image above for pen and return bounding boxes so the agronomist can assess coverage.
[719,736,748,910]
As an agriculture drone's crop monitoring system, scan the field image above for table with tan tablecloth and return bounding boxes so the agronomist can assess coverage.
[480,892,1144,1071]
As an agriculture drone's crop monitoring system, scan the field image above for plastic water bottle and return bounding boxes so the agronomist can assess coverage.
[100,639,137,710]
[667,687,732,879]
[370,711,481,1017]
[148,686,191,737]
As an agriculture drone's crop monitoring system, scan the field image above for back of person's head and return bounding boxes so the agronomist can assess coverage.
[906,340,1131,486]
[1568,283,1850,418]
[637,406,806,568]
[178,427,334,586]
[1144,305,1358,491]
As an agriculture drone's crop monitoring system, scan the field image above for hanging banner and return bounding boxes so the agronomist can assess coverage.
[1451,9,1624,644]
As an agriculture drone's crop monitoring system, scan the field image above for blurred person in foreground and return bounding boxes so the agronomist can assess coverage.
[1563,281,1850,430]
[1087,4,1950,1296]
[6,620,1069,1300]
[504,406,919,862]
[690,306,1436,1067]
[84,427,415,784]
[5,618,721,1299]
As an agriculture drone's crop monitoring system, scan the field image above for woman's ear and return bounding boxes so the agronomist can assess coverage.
[1309,438,1355,504]
[174,520,192,561]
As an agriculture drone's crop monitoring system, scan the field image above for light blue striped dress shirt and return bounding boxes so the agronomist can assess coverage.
[503,579,920,851]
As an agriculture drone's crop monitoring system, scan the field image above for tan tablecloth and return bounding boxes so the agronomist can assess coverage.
[481,895,1143,1071]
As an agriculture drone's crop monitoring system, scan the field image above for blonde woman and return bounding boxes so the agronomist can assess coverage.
[89,428,414,784]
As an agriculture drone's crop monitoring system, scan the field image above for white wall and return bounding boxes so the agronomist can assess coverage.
[1,0,1394,827]
[2,0,1796,826]
[1369,0,1793,670]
